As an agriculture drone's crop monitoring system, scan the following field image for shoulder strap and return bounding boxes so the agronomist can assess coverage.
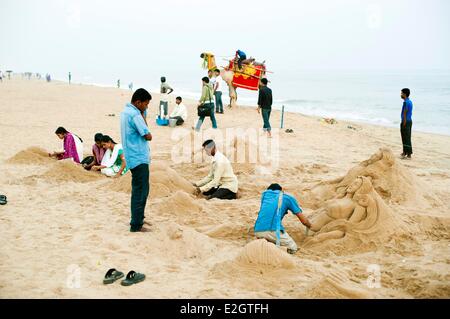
[275,191,283,246]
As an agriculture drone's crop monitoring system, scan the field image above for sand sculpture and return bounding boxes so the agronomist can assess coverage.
[304,148,435,208]
[304,175,401,250]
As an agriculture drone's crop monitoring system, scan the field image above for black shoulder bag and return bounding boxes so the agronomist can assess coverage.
[197,86,212,117]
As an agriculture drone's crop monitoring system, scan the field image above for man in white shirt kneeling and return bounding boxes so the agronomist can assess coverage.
[170,96,188,126]
[193,139,238,200]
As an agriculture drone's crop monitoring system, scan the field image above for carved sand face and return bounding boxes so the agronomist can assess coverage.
[347,178,362,194]
[368,151,382,164]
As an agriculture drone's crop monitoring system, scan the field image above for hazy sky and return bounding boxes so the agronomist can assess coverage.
[1,0,449,78]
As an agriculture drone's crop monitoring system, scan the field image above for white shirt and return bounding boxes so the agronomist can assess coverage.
[209,76,216,88]
[170,103,187,121]
[214,75,224,92]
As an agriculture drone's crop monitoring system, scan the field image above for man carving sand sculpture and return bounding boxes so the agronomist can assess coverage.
[193,139,238,200]
[254,184,312,254]
[306,176,392,246]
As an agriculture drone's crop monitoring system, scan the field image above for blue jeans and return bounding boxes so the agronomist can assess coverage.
[195,103,217,131]
[215,91,223,113]
[130,164,149,231]
[261,108,271,131]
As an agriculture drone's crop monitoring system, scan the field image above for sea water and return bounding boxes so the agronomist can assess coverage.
[53,68,450,136]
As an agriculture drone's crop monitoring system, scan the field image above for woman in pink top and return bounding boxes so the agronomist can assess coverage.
[48,127,83,164]
[82,133,106,170]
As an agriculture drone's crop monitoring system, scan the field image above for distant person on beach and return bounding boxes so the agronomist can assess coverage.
[129,82,133,91]
[193,140,238,200]
[195,77,217,131]
[213,69,224,114]
[169,96,187,126]
[82,133,106,170]
[68,72,71,84]
[121,88,153,232]
[117,79,121,88]
[48,127,83,164]
[160,77,174,120]
[91,135,128,177]
[257,78,273,138]
[254,184,312,254]
[400,88,413,160]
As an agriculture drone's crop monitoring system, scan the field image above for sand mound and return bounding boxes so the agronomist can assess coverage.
[38,160,102,183]
[6,147,52,165]
[305,271,381,299]
[303,148,440,208]
[236,239,296,268]
[154,191,202,216]
[110,163,194,198]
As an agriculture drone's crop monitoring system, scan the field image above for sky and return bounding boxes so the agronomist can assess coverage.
[1,0,449,81]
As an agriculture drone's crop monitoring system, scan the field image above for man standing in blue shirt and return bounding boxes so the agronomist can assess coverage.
[254,184,312,254]
[121,88,153,232]
[400,88,413,159]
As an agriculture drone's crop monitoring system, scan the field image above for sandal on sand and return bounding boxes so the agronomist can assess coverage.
[103,268,124,284]
[121,271,146,286]
[0,195,7,205]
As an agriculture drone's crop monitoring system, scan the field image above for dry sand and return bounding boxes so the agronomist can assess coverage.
[0,78,449,298]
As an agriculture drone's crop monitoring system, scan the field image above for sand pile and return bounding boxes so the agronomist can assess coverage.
[6,147,52,165]
[37,160,102,183]
[153,191,202,217]
[303,148,438,208]
[110,163,194,197]
[304,271,381,299]
[236,239,296,268]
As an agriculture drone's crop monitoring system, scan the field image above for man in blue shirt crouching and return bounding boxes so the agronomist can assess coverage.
[254,184,312,254]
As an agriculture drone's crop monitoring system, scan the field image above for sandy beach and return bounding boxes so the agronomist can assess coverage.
[0,78,449,298]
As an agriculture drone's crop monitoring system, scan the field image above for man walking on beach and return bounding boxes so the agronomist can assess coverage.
[121,88,153,232]
[257,78,273,138]
[68,72,71,84]
[400,88,413,159]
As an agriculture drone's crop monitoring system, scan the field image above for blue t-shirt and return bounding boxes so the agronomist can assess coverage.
[401,98,413,122]
[254,190,302,233]
[236,50,246,59]
[120,103,151,170]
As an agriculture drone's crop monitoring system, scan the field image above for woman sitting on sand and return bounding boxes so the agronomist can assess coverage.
[48,127,83,164]
[91,135,128,177]
[82,133,106,170]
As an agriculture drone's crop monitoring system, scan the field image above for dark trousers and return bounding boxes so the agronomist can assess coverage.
[130,164,150,231]
[400,121,413,156]
[170,116,184,125]
[203,187,237,200]
[215,91,223,113]
[261,108,272,131]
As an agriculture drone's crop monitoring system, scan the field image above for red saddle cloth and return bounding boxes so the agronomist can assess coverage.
[228,60,266,91]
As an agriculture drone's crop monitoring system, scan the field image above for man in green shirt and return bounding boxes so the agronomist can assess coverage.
[195,77,217,131]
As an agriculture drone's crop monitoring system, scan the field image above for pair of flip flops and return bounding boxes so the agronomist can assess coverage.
[0,195,7,205]
[103,268,145,286]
